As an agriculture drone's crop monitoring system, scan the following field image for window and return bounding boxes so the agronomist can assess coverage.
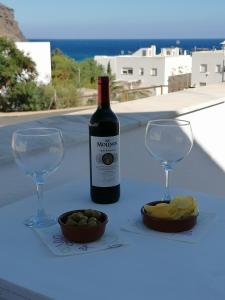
[121,67,133,75]
[142,50,147,56]
[200,64,207,73]
[139,68,144,76]
[215,64,221,73]
[150,68,157,76]
[200,82,206,86]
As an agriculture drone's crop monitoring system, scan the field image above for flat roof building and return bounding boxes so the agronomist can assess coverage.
[192,41,225,87]
[95,45,192,95]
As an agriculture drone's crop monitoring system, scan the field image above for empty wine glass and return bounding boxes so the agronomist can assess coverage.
[145,119,193,201]
[12,128,64,228]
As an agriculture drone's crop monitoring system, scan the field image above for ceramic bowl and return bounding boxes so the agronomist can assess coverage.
[141,201,198,233]
[58,209,108,243]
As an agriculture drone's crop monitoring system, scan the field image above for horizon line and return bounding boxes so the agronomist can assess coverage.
[27,37,225,40]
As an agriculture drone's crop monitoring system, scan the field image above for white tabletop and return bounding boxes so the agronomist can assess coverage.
[0,178,225,300]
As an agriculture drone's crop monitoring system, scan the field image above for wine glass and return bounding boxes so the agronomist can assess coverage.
[145,119,193,201]
[12,128,64,228]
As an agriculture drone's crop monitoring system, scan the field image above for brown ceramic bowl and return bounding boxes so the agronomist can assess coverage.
[58,209,108,243]
[141,201,198,233]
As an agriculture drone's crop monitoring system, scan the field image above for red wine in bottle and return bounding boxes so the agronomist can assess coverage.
[89,76,120,204]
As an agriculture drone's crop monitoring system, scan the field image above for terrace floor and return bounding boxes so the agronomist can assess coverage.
[1,83,225,299]
[1,83,225,206]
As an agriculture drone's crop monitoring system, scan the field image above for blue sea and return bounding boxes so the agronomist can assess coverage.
[30,39,225,61]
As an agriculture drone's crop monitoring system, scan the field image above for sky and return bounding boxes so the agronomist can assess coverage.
[1,0,225,39]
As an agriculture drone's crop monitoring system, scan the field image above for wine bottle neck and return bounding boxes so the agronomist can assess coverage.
[98,76,110,109]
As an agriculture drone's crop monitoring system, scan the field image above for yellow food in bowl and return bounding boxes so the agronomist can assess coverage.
[144,196,198,220]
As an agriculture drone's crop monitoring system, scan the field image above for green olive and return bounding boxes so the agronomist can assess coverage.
[70,212,84,221]
[78,219,88,226]
[91,211,102,219]
[67,215,75,222]
[88,217,98,223]
[66,218,78,226]
[88,221,98,227]
[84,209,94,217]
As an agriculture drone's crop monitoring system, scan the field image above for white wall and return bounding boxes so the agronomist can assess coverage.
[115,56,166,86]
[164,56,192,85]
[95,55,166,87]
[192,51,225,87]
[179,102,225,173]
[16,42,52,85]
[95,54,192,90]
[160,47,180,56]
[132,46,156,57]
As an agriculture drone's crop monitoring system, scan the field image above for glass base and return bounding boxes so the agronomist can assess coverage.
[24,215,57,228]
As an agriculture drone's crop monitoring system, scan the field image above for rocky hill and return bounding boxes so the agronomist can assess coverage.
[0,3,25,41]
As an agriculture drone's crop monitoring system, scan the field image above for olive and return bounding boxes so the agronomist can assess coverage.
[67,215,75,222]
[88,221,98,227]
[91,211,102,219]
[88,217,98,223]
[70,212,84,221]
[66,218,78,226]
[84,209,94,217]
[78,219,88,226]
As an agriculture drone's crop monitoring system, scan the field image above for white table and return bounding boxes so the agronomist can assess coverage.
[0,178,225,300]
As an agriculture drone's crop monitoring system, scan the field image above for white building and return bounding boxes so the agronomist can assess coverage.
[15,42,52,85]
[95,45,192,94]
[192,41,225,87]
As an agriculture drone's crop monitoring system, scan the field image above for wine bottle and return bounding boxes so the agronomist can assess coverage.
[89,76,120,204]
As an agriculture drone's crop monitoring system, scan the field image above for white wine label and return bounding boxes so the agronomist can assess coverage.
[91,136,120,187]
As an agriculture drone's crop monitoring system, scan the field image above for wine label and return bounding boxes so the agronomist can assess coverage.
[91,136,120,187]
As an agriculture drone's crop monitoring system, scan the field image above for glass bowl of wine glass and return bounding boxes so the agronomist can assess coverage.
[143,119,197,232]
[12,127,64,228]
[145,119,193,201]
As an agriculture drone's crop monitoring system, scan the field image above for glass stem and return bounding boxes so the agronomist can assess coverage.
[163,165,172,201]
[35,176,46,221]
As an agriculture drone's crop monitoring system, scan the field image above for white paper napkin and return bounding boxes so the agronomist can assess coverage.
[34,224,126,256]
[121,212,217,243]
